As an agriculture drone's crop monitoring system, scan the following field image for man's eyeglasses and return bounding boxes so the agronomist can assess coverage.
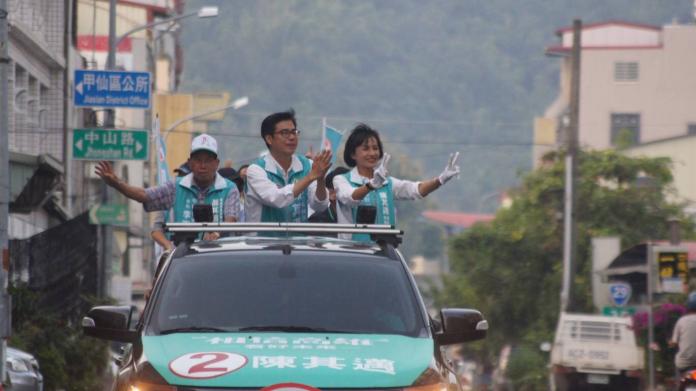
[274,128,301,138]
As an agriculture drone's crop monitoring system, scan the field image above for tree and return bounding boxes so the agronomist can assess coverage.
[9,284,112,391]
[432,149,694,388]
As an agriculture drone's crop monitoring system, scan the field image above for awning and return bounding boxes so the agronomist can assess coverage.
[9,151,63,214]
[603,242,696,277]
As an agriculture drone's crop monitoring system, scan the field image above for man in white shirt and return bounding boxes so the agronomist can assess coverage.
[670,292,696,375]
[245,109,332,222]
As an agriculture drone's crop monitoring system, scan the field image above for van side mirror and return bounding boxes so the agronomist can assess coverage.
[435,308,488,345]
[82,305,138,343]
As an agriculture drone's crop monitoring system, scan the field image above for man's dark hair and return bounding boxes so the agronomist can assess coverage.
[218,167,244,192]
[343,123,384,167]
[260,109,297,148]
[326,166,350,190]
[173,162,191,177]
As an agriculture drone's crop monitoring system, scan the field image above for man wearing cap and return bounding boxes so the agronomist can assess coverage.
[245,109,332,223]
[96,134,240,240]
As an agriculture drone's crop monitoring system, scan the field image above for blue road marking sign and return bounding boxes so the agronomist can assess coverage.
[609,282,632,307]
[74,69,151,109]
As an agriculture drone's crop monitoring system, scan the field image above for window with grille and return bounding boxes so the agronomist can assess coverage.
[614,62,639,82]
[611,113,641,147]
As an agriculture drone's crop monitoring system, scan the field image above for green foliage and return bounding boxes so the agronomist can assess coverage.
[506,346,549,390]
[614,128,639,150]
[8,284,112,391]
[432,149,694,388]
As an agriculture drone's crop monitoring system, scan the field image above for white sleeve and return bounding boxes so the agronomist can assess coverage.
[334,175,362,207]
[672,318,683,344]
[246,164,296,208]
[390,177,423,200]
[308,179,329,212]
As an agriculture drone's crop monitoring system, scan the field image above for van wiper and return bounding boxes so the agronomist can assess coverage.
[237,325,350,333]
[159,326,230,335]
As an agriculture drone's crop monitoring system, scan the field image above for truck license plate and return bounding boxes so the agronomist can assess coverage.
[587,374,610,384]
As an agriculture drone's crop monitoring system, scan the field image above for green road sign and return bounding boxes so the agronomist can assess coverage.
[89,204,129,226]
[73,128,149,160]
[602,306,636,317]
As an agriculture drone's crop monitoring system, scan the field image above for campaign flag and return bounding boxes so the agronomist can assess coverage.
[152,115,171,259]
[321,125,343,165]
[153,116,170,186]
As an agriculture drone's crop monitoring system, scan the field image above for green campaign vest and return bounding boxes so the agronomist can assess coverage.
[252,155,312,223]
[173,174,236,223]
[342,171,396,241]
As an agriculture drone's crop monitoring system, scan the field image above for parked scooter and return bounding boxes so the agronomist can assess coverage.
[679,368,696,391]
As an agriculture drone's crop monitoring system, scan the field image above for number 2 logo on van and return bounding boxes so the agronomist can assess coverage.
[169,352,248,379]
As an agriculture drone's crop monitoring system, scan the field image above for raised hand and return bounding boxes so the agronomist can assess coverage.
[438,152,460,185]
[369,153,390,189]
[311,149,333,180]
[95,161,120,187]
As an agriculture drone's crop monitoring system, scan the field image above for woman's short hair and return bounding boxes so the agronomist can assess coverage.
[343,124,384,167]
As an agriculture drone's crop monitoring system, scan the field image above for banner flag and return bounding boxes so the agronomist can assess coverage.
[153,115,171,186]
[152,115,171,259]
[321,124,343,165]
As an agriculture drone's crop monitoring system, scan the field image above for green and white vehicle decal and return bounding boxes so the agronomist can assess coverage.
[144,333,433,388]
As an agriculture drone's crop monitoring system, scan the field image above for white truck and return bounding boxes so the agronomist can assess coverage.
[550,312,644,391]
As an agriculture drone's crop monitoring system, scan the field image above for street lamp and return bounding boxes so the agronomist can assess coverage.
[164,96,250,142]
[107,5,219,70]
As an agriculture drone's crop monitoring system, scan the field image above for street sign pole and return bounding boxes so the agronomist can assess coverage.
[0,0,10,382]
[100,0,117,299]
[561,19,582,312]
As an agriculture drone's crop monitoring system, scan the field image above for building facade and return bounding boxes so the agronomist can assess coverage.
[534,21,696,163]
[623,134,696,215]
[75,0,184,307]
[6,0,88,239]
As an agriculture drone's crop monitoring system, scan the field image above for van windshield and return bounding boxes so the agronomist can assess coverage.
[148,251,427,337]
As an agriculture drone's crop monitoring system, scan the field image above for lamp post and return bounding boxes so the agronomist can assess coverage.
[163,96,250,141]
[106,6,218,73]
[104,5,218,126]
[0,0,9,383]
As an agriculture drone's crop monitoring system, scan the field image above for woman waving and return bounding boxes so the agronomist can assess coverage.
[333,124,460,240]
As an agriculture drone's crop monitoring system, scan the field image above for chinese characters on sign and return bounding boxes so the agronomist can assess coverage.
[656,250,689,293]
[177,337,399,376]
[251,355,395,375]
[205,336,376,350]
[74,70,151,108]
[169,351,397,378]
[73,128,149,160]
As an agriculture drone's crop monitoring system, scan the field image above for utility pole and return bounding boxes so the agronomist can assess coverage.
[561,19,581,312]
[647,242,655,391]
[0,0,10,383]
[97,0,118,297]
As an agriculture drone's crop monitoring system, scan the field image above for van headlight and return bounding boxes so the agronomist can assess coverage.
[129,362,177,391]
[7,357,30,372]
[129,383,176,391]
[403,368,449,391]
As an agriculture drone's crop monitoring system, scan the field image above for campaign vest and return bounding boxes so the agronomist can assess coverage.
[172,175,236,223]
[252,155,312,223]
[342,171,396,241]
